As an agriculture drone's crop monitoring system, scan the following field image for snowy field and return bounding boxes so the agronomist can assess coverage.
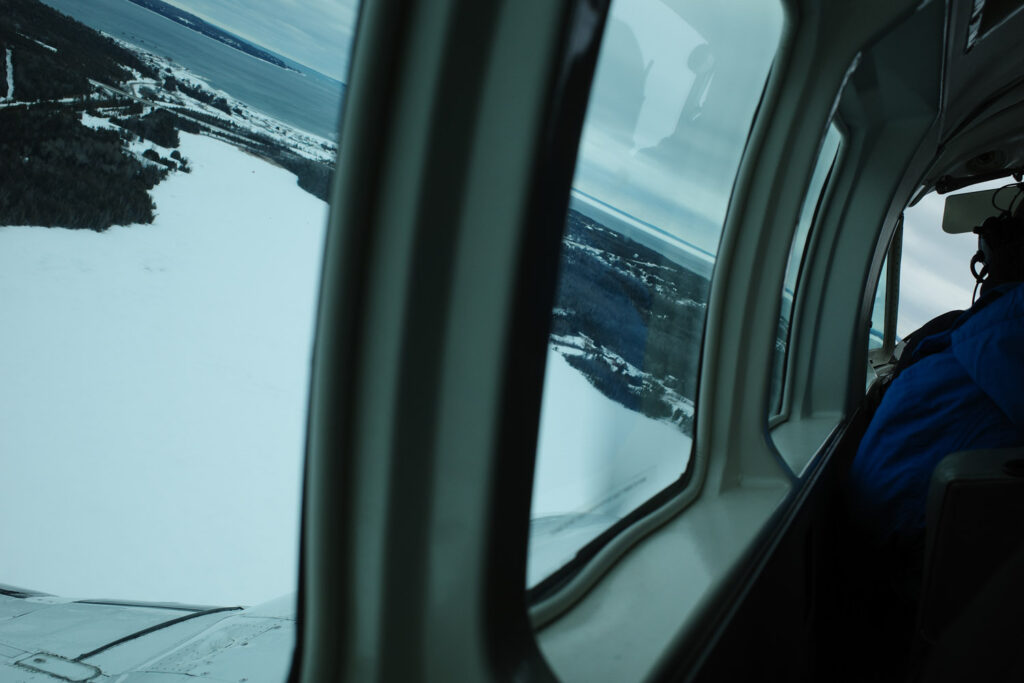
[530,349,692,587]
[0,132,327,606]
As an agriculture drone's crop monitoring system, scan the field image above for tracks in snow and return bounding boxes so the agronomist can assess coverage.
[2,49,13,102]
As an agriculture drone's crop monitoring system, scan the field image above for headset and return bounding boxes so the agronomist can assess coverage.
[970,181,1024,301]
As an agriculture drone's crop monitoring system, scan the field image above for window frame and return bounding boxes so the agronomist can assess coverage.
[770,120,843,423]
[528,0,791,618]
[298,0,614,679]
[864,217,904,383]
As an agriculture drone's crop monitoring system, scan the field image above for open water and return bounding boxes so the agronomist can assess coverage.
[41,0,345,139]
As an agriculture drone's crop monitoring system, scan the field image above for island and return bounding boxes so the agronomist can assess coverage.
[125,0,298,72]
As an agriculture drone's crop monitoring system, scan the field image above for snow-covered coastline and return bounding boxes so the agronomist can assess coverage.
[0,132,327,605]
[113,36,337,162]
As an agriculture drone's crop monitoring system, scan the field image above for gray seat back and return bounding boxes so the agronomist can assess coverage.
[919,447,1024,642]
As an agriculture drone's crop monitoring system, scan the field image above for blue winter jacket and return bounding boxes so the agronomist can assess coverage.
[847,282,1024,545]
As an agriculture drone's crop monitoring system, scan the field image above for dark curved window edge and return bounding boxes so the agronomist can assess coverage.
[469,0,617,672]
[654,368,895,678]
[528,463,698,603]
[652,413,850,680]
[284,0,375,680]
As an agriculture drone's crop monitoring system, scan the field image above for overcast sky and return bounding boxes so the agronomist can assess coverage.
[162,0,359,80]
[898,177,1014,337]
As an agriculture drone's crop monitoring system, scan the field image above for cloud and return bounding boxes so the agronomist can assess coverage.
[898,177,1015,337]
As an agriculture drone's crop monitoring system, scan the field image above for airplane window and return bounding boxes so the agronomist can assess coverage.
[770,123,842,415]
[528,0,783,589]
[864,177,1013,387]
[865,252,891,387]
[898,179,1011,338]
[0,0,357,677]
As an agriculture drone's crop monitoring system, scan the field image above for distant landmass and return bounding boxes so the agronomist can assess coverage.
[0,0,335,229]
[550,210,707,434]
[124,0,297,72]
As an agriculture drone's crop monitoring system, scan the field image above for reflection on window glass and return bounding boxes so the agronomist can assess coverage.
[528,0,783,589]
[898,182,1002,338]
[865,254,889,388]
[871,255,888,352]
[0,0,357,677]
[770,123,842,414]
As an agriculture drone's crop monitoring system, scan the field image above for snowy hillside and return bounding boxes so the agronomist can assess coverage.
[0,0,337,230]
[0,132,327,605]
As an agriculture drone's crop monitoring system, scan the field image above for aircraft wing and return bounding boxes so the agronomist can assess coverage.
[0,586,294,682]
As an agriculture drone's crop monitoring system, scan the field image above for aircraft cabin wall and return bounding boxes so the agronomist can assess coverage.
[302,0,1024,680]
[532,0,950,681]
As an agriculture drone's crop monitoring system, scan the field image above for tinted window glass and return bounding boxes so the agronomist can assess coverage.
[898,180,1011,338]
[871,254,889,351]
[770,123,842,413]
[528,0,783,588]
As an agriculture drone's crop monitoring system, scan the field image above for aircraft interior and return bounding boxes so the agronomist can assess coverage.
[3,0,1024,681]
[304,0,1024,680]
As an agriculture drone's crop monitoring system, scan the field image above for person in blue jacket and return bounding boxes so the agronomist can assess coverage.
[847,190,1024,551]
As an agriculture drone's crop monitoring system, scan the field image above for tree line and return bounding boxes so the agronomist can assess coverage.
[0,106,163,229]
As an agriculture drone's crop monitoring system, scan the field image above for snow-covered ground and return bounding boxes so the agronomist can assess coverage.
[116,39,336,164]
[530,349,692,586]
[551,333,694,422]
[0,132,327,606]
